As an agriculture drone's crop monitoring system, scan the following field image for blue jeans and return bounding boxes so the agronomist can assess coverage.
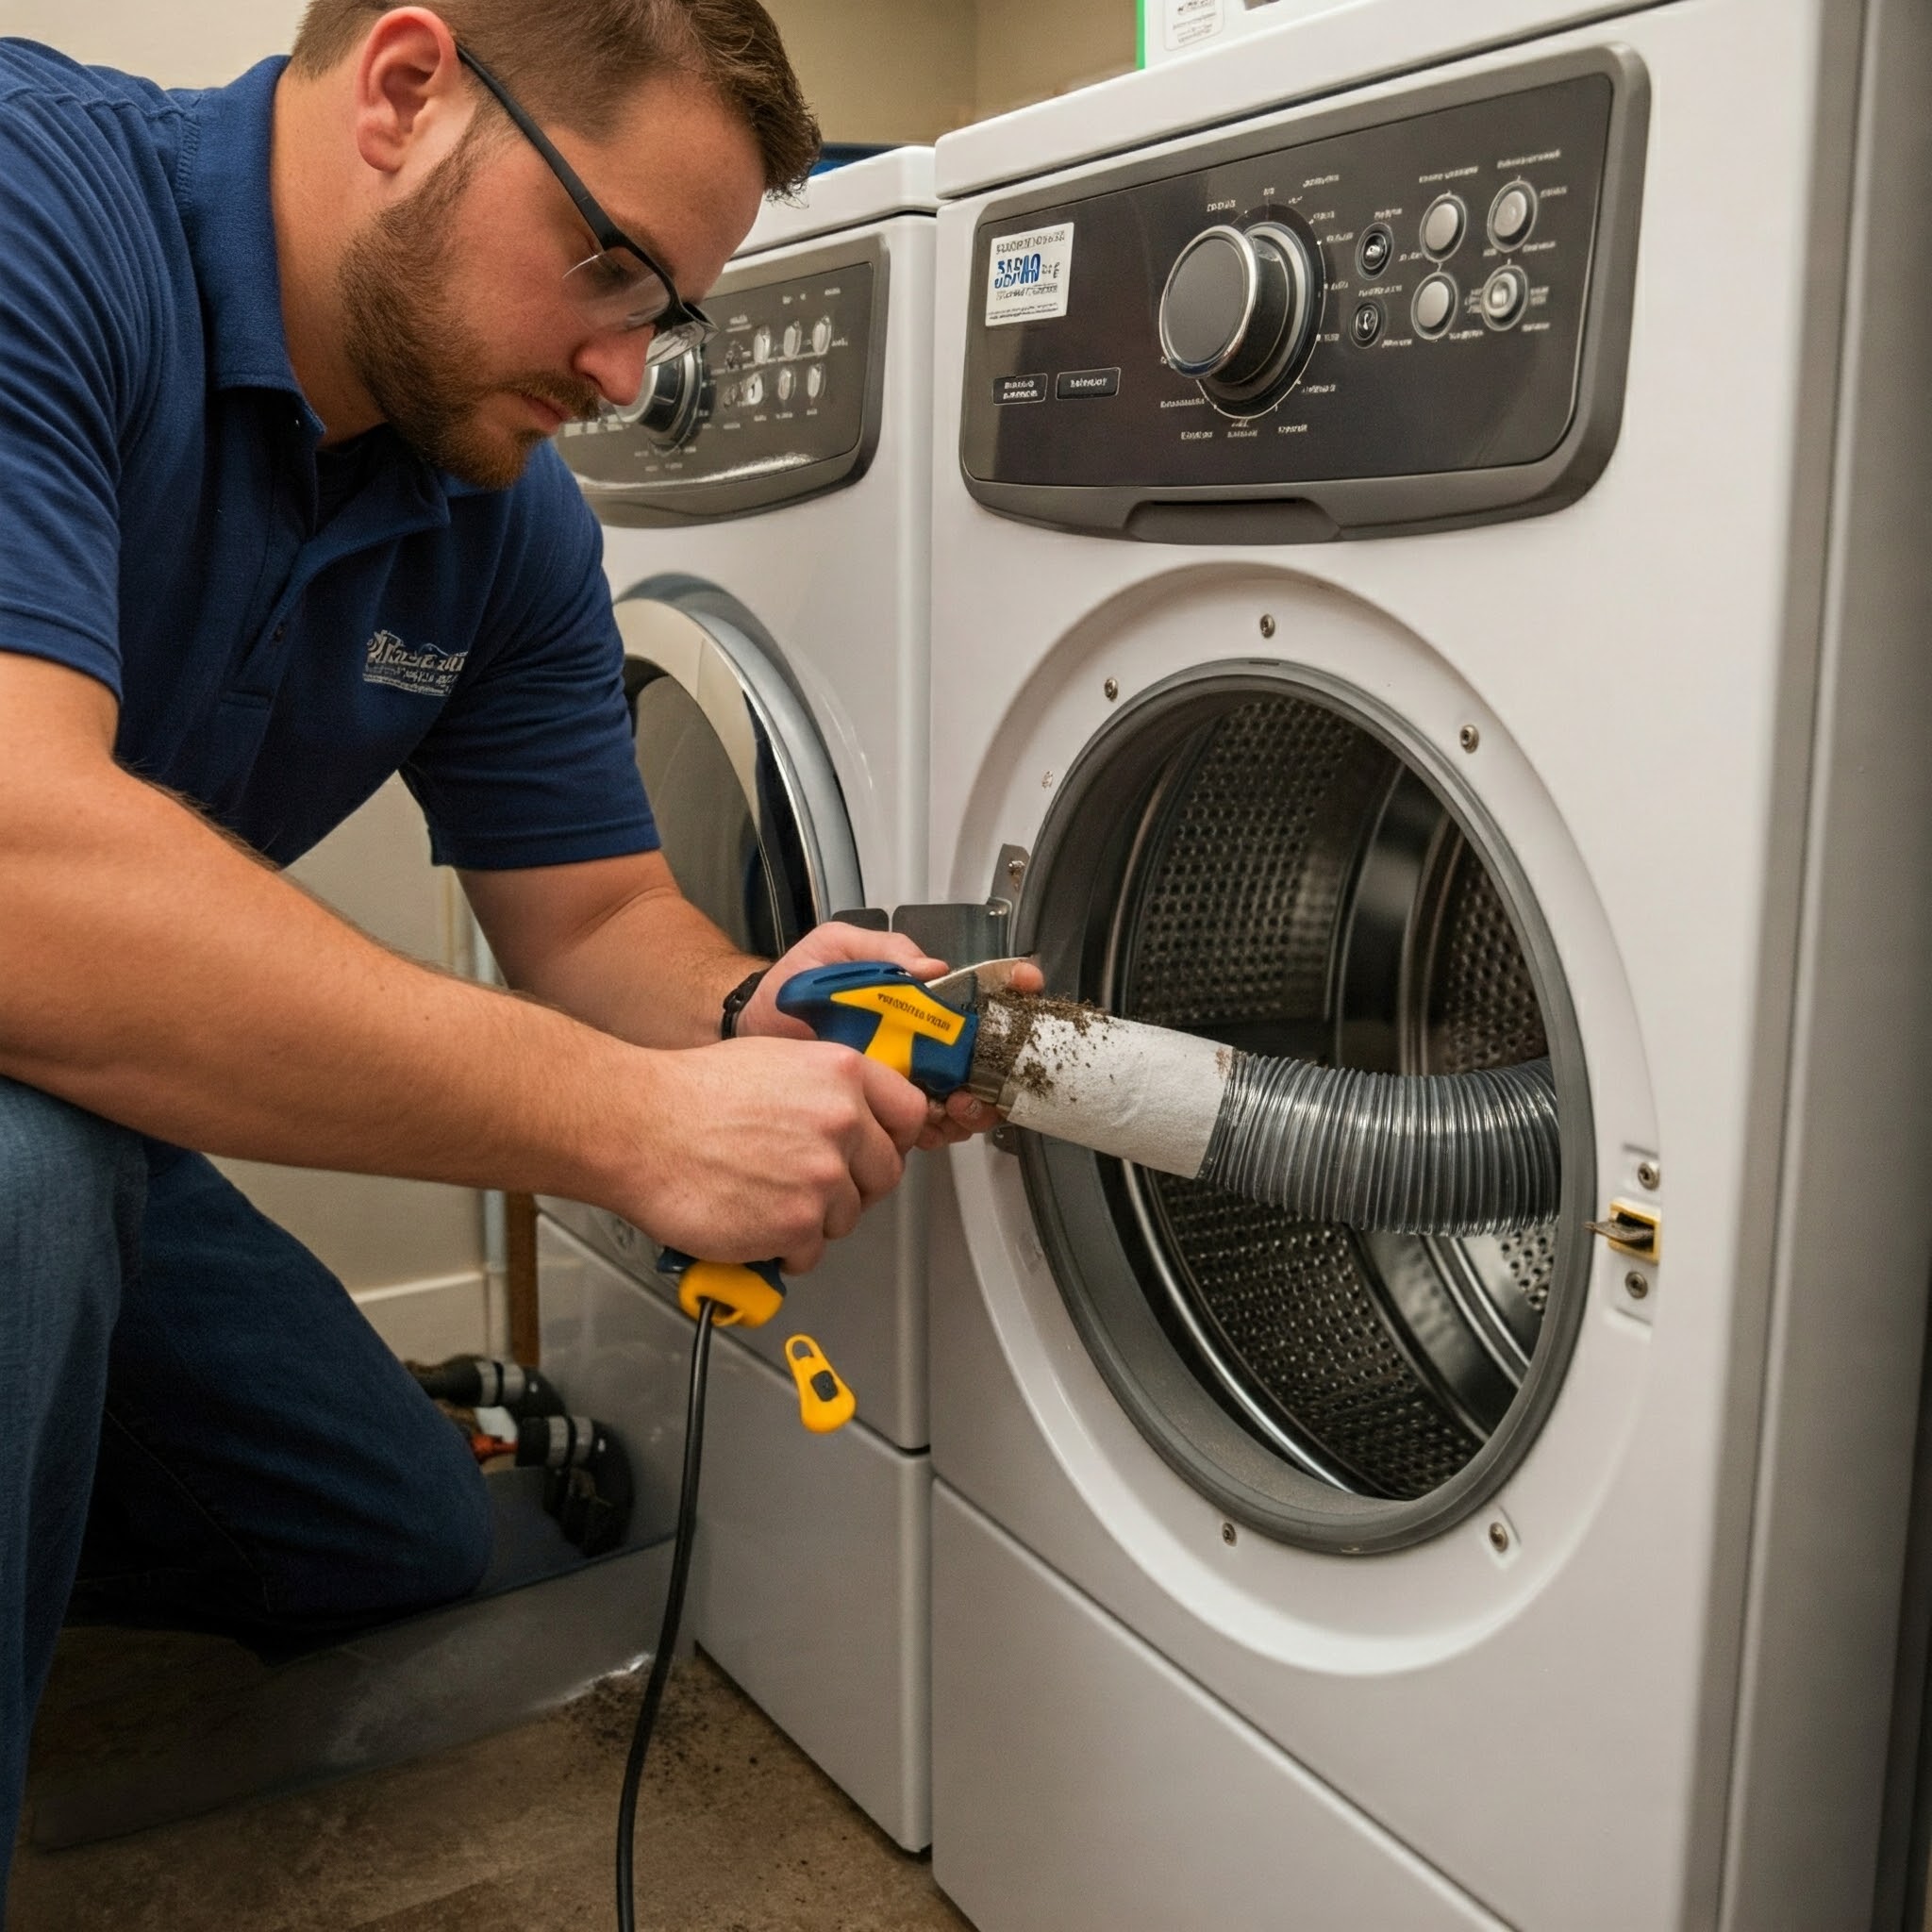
[0,1076,491,1884]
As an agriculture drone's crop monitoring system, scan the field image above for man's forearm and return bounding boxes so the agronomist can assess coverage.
[465,853,760,1049]
[1,754,642,1203]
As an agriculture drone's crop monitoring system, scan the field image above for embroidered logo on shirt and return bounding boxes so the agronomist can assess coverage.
[362,628,469,697]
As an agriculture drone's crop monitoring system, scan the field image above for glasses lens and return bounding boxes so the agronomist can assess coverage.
[563,248,673,331]
[644,318,710,365]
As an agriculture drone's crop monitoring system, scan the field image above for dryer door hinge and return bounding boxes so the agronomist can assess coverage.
[889,844,1029,969]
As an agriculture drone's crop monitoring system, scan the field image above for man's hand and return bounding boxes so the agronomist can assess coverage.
[736,922,1045,1151]
[619,1036,929,1274]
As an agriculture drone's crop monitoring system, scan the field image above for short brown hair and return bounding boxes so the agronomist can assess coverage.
[289,1,820,193]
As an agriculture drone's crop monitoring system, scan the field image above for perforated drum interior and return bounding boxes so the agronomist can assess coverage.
[1015,668,1591,1552]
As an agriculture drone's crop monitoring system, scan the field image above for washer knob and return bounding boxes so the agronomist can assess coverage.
[1158,220,1320,408]
[629,347,705,448]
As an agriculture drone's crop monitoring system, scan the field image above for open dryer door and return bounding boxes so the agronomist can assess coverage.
[999,665,1594,1556]
[612,575,862,951]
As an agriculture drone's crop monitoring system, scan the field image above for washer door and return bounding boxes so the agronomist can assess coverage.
[614,578,861,953]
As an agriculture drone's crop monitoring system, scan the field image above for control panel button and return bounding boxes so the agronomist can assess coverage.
[1411,274,1457,338]
[1056,366,1121,399]
[806,363,825,400]
[1351,300,1383,346]
[782,321,803,358]
[741,371,765,407]
[994,372,1049,406]
[776,366,796,402]
[811,316,833,354]
[1488,181,1537,249]
[1480,265,1528,329]
[1420,194,1465,259]
[1357,224,1393,281]
[751,326,773,363]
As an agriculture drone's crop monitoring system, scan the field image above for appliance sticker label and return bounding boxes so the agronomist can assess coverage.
[985,224,1075,326]
[1164,0,1223,50]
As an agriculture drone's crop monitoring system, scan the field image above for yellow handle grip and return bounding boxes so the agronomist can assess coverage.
[676,1260,785,1329]
[784,1334,856,1434]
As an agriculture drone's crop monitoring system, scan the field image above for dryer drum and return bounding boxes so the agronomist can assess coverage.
[1015,670,1591,1552]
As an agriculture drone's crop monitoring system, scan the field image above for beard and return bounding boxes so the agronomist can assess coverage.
[336,137,601,491]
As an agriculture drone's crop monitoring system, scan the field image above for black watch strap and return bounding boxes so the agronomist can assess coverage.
[720,966,770,1041]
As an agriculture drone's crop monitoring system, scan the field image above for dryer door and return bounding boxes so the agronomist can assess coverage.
[1002,666,1593,1556]
[613,579,862,954]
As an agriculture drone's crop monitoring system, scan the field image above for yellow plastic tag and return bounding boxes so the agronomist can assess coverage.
[785,1334,856,1434]
[677,1260,784,1329]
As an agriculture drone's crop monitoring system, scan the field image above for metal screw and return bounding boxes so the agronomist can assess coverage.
[1221,1522,1238,1546]
[1258,614,1276,639]
[1625,1271,1649,1301]
[1007,856,1026,884]
[1637,1160,1661,1190]
[1458,724,1481,753]
[1104,677,1120,701]
[1488,1522,1510,1555]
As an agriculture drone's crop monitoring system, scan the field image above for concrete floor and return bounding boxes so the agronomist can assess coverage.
[9,1648,970,1932]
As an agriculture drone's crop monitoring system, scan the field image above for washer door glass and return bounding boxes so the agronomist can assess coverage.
[614,587,861,956]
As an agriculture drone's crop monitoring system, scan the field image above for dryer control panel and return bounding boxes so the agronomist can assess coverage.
[960,49,1646,541]
[558,235,888,525]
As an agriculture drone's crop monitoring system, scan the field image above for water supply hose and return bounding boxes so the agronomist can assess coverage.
[976,1003,1560,1235]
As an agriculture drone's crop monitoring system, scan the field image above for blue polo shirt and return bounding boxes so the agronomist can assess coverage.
[0,41,658,871]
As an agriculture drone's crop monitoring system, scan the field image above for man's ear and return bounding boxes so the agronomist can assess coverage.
[349,6,471,187]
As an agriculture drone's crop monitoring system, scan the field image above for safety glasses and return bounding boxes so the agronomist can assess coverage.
[457,46,716,364]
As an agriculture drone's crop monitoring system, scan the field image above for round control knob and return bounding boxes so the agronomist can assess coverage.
[811,316,833,354]
[1488,181,1537,249]
[1420,194,1465,259]
[1411,273,1457,339]
[1158,218,1321,413]
[806,363,825,400]
[752,326,773,364]
[776,366,796,403]
[782,321,803,358]
[741,371,765,408]
[625,347,704,448]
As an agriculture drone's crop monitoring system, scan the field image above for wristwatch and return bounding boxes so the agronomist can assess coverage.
[720,966,770,1041]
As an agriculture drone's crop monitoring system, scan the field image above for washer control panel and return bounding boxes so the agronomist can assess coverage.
[960,51,1646,540]
[558,239,884,525]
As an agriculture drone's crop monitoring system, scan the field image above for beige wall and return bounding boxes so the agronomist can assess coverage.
[974,0,1138,122]
[763,0,977,144]
[763,0,1137,141]
[0,0,305,85]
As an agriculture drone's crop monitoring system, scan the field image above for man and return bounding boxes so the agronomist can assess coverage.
[0,0,1013,1872]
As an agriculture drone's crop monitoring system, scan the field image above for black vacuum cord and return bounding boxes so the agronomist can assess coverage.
[615,1297,717,1932]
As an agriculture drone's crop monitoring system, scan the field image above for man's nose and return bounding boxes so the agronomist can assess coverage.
[575,325,658,409]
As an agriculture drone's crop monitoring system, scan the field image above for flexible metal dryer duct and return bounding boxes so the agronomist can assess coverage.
[977,1004,1560,1237]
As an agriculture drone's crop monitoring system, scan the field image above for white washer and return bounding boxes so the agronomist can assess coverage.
[923,4,1932,1927]
[542,148,937,1849]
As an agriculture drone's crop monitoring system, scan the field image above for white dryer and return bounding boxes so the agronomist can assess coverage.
[542,147,938,1849]
[922,3,1932,1926]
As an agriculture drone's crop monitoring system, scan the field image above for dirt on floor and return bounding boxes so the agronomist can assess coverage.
[9,1644,970,1932]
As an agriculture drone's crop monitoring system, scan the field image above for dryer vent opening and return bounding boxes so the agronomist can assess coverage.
[1016,673,1591,1554]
